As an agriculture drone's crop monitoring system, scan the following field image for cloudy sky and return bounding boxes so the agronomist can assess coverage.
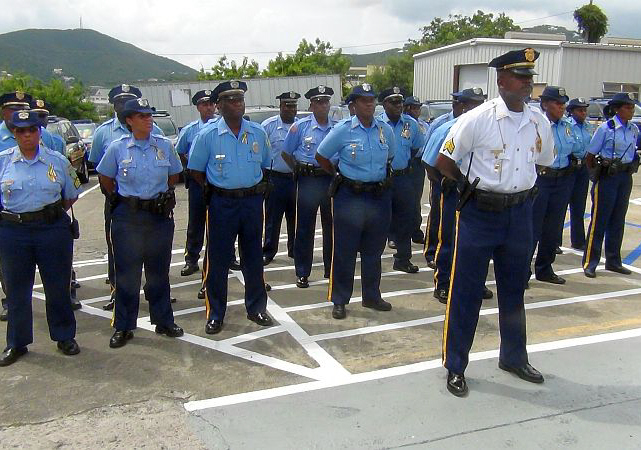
[2,0,638,70]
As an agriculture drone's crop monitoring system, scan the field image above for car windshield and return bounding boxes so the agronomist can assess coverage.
[429,103,453,120]
[74,123,96,139]
[245,110,280,124]
[153,117,177,136]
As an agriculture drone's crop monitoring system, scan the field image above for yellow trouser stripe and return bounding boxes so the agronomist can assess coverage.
[327,197,335,302]
[583,181,599,269]
[433,192,445,284]
[442,210,460,365]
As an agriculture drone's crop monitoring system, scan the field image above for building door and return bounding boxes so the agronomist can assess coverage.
[456,64,488,93]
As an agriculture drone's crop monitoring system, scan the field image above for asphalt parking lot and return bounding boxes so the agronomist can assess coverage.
[1,174,641,448]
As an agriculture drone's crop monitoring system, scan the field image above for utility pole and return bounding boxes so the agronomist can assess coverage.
[79,16,83,29]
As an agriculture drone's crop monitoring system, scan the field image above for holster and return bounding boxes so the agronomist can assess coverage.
[328,174,343,198]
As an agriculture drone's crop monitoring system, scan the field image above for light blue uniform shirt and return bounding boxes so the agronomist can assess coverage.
[548,116,582,169]
[421,111,453,154]
[40,128,66,155]
[96,134,182,199]
[422,117,458,167]
[587,115,639,163]
[415,118,430,158]
[187,118,271,189]
[0,145,80,213]
[176,118,208,157]
[283,115,337,166]
[261,115,296,173]
[569,117,595,158]
[0,121,16,152]
[378,112,424,170]
[89,114,164,164]
[317,116,396,183]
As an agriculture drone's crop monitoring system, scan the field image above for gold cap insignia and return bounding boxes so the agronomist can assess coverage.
[36,99,45,108]
[16,91,24,100]
[524,48,535,62]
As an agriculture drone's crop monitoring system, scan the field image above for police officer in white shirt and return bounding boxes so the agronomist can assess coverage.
[435,48,555,397]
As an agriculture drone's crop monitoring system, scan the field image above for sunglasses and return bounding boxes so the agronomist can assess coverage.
[14,126,39,134]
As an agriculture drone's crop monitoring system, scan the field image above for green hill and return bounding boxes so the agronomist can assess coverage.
[0,28,198,85]
[345,48,402,67]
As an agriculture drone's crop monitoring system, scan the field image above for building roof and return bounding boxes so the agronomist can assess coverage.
[413,37,641,59]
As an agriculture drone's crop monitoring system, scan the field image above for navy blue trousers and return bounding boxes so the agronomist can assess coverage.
[0,216,75,349]
[568,165,590,249]
[583,172,632,271]
[184,176,207,266]
[530,175,573,279]
[111,204,175,331]
[390,173,414,263]
[409,158,426,240]
[443,198,532,374]
[205,193,267,321]
[329,186,391,305]
[424,179,441,262]
[263,174,296,260]
[433,186,458,291]
[294,175,332,278]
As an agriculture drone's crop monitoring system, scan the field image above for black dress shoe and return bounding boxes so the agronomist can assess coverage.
[205,320,223,334]
[265,283,272,292]
[155,324,184,337]
[426,260,437,270]
[433,289,448,304]
[332,304,346,319]
[170,297,177,304]
[412,234,426,245]
[71,298,82,311]
[0,304,8,322]
[287,250,294,258]
[0,347,28,366]
[57,339,80,355]
[324,271,330,279]
[499,362,544,383]
[393,260,419,273]
[263,256,273,266]
[536,273,566,285]
[362,298,392,311]
[109,330,134,348]
[247,312,274,326]
[198,286,206,299]
[555,246,563,255]
[296,276,309,288]
[181,263,200,276]
[446,371,468,397]
[584,268,596,278]
[103,295,116,311]
[605,265,632,275]
[229,259,242,271]
[388,240,397,249]
[105,278,112,285]
[71,280,81,289]
[482,286,493,300]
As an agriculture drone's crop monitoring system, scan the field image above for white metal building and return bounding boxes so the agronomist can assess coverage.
[413,38,641,102]
[138,74,342,127]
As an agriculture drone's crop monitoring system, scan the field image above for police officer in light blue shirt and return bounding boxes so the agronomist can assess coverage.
[89,84,165,311]
[97,98,184,349]
[529,86,582,286]
[261,91,300,265]
[403,96,429,245]
[188,80,274,335]
[0,91,33,153]
[282,85,337,288]
[177,89,217,285]
[0,110,81,366]
[378,87,425,273]
[29,99,66,156]
[583,92,640,278]
[565,98,595,250]
[316,83,397,320]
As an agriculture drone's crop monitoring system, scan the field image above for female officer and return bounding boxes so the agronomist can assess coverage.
[583,93,640,278]
[315,84,397,320]
[0,110,80,366]
[97,98,184,348]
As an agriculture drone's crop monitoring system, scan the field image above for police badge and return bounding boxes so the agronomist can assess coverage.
[252,141,259,153]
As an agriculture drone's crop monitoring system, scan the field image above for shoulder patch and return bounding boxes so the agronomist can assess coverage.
[68,165,81,189]
[443,138,455,155]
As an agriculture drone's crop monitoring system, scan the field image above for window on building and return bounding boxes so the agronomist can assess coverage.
[602,82,639,100]
[170,89,191,107]
[530,83,548,100]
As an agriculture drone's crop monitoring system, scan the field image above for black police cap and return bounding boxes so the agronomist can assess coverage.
[0,91,32,109]
[30,99,51,114]
[347,84,377,103]
[108,84,142,103]
[122,98,154,118]
[378,86,406,102]
[566,97,589,112]
[276,91,301,103]
[403,96,422,106]
[192,89,215,105]
[305,85,334,100]
[488,48,539,75]
[457,87,486,103]
[608,92,637,106]
[540,86,569,103]
[11,110,41,128]
[214,80,248,100]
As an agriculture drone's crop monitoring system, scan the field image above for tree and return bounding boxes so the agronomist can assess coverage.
[0,74,98,121]
[367,11,519,92]
[574,2,608,43]
[198,56,260,80]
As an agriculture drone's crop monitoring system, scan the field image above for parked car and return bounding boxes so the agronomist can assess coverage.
[46,116,89,184]
[152,110,178,146]
[72,120,97,171]
[587,97,641,129]
[244,106,312,124]
[420,101,453,123]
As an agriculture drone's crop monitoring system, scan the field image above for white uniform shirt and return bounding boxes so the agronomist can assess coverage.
[439,97,554,194]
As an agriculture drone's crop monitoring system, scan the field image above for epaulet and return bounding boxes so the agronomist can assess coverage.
[96,118,114,130]
[0,147,15,157]
[261,115,278,127]
[152,133,170,142]
[112,134,130,144]
[43,147,69,163]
